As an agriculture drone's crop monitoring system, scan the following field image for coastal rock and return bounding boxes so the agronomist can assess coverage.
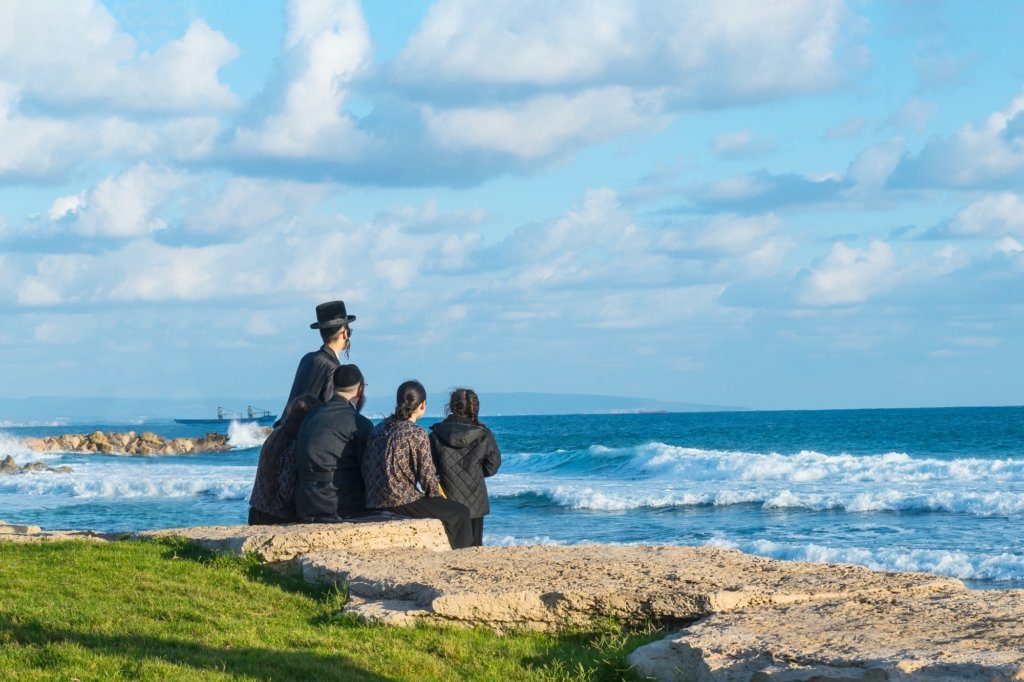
[0,455,73,475]
[18,431,233,456]
[626,588,1024,681]
[133,519,450,562]
[297,545,961,632]
[0,519,42,535]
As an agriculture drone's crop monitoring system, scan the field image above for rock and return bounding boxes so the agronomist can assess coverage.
[627,588,1024,681]
[18,430,237,456]
[133,519,451,563]
[296,545,961,632]
[0,522,43,535]
[0,456,73,475]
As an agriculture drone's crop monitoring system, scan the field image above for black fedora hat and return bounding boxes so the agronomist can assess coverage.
[310,300,356,329]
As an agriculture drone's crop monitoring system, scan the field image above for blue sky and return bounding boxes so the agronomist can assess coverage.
[1,0,1022,410]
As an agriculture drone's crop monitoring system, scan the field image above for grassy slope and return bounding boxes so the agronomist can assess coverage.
[0,539,662,681]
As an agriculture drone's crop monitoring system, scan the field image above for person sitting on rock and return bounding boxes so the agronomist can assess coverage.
[293,364,373,522]
[278,300,356,425]
[247,392,319,525]
[362,380,473,549]
[429,388,501,547]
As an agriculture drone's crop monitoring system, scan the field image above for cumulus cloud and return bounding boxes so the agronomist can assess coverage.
[795,238,974,307]
[394,0,851,101]
[929,193,1024,239]
[423,87,669,161]
[227,0,375,160]
[890,91,1024,188]
[797,240,896,306]
[48,163,188,238]
[0,2,238,113]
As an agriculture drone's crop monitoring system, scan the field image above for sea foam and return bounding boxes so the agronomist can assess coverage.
[707,536,1024,583]
[227,421,268,450]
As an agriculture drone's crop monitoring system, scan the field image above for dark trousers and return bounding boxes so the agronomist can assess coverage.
[390,496,473,549]
[248,507,293,526]
[470,517,484,547]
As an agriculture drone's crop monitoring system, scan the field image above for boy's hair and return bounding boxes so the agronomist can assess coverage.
[446,388,480,425]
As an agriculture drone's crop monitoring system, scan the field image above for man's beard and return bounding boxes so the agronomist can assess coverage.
[355,391,366,412]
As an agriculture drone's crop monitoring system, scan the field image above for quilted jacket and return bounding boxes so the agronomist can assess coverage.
[428,416,501,517]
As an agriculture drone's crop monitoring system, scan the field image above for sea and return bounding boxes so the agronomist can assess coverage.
[1,406,1022,590]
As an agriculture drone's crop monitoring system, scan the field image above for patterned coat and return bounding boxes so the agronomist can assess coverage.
[362,418,442,508]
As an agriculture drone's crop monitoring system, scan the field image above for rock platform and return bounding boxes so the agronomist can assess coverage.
[4,521,1023,679]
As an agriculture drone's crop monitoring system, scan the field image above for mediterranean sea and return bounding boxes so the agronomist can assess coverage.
[2,406,1022,589]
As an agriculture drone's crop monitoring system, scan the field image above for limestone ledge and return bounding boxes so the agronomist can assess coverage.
[19,430,238,456]
[133,519,451,562]
[3,520,1023,680]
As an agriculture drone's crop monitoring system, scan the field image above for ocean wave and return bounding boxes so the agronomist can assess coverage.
[706,537,1024,583]
[493,485,1024,516]
[0,432,69,463]
[503,442,1024,485]
[487,534,567,547]
[0,464,253,501]
[227,421,268,450]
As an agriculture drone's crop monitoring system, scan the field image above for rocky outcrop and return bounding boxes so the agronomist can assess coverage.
[133,519,451,562]
[0,454,73,474]
[627,588,1024,681]
[21,431,234,456]
[299,544,960,631]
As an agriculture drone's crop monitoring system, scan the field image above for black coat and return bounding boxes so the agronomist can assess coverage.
[293,396,373,518]
[428,417,501,518]
[282,346,339,415]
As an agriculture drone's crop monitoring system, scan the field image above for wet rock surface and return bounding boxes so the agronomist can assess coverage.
[0,454,73,474]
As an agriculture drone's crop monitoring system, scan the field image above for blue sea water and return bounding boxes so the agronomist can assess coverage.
[2,406,1022,589]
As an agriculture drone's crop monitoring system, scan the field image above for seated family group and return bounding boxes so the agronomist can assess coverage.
[248,300,501,550]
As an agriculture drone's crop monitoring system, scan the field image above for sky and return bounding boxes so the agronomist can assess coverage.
[1,0,1023,411]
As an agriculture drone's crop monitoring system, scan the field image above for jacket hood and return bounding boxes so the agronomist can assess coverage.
[430,417,488,449]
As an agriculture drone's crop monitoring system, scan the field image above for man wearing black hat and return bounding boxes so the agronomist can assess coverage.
[280,300,356,421]
[293,364,373,520]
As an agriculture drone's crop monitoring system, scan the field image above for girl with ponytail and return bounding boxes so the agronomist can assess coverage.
[362,380,473,549]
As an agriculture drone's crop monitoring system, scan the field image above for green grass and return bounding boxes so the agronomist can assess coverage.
[0,539,663,680]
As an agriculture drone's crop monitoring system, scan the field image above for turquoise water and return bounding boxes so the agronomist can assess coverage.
[2,406,1022,588]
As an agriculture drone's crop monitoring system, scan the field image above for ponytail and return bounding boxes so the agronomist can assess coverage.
[393,380,427,421]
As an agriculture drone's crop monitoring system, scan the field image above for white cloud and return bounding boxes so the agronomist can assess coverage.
[944,193,1024,238]
[892,91,1024,188]
[228,0,374,159]
[423,87,668,160]
[0,3,238,113]
[0,85,80,178]
[52,163,188,238]
[798,240,896,306]
[395,0,851,102]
